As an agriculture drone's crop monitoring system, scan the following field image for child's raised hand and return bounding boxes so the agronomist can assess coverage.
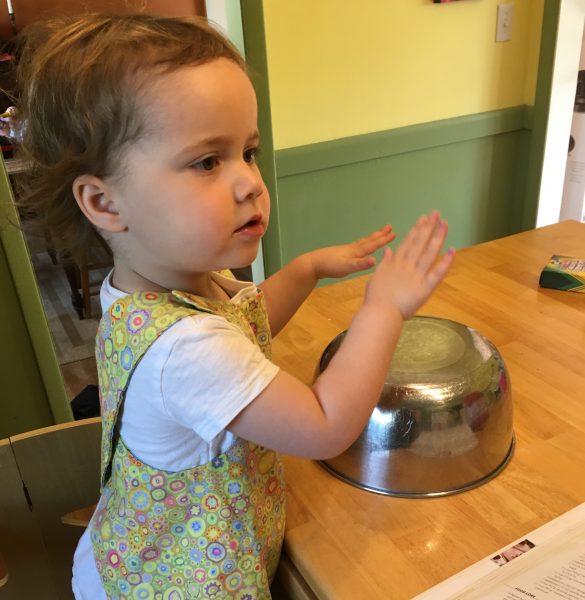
[232,213,453,458]
[308,224,395,280]
[365,212,454,319]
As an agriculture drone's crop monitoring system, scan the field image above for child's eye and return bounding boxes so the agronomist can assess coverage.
[244,147,259,164]
[192,156,219,171]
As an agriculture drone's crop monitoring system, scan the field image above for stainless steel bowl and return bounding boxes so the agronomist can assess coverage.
[316,316,514,497]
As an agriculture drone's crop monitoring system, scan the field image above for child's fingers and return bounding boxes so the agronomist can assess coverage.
[395,212,439,261]
[416,219,449,272]
[392,216,424,260]
[354,225,394,256]
[364,224,394,246]
[351,256,376,271]
[423,247,455,290]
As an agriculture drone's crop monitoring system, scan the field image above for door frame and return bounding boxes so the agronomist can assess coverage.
[537,0,585,226]
[207,0,269,282]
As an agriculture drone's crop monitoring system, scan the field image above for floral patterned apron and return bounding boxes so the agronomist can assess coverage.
[90,286,285,599]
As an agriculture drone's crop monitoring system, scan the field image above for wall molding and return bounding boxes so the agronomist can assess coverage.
[275,106,530,178]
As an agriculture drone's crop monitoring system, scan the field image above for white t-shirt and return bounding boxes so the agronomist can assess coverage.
[72,272,279,600]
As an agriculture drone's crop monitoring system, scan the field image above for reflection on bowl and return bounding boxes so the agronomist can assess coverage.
[316,316,514,497]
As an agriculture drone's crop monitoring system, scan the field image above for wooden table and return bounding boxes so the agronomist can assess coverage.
[271,220,585,600]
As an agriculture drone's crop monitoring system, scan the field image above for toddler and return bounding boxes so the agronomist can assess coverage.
[13,14,454,600]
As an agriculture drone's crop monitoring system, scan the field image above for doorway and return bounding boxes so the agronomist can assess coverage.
[537,0,585,226]
[1,1,208,404]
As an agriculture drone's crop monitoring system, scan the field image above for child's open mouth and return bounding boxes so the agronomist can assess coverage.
[234,216,264,237]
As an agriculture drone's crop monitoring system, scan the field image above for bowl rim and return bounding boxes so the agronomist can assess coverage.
[318,435,515,498]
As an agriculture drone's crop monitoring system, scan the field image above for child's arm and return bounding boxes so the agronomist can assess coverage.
[229,212,454,459]
[259,225,395,337]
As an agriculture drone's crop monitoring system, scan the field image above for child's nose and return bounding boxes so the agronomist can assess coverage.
[234,167,264,203]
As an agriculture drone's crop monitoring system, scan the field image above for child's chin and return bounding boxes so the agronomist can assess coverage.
[233,250,260,268]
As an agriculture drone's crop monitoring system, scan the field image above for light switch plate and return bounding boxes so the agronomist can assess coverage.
[496,3,514,42]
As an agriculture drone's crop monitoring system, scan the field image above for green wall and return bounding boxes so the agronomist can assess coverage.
[273,108,531,273]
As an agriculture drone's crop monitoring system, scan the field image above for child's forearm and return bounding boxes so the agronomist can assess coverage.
[309,301,404,456]
[259,253,318,337]
[229,299,405,459]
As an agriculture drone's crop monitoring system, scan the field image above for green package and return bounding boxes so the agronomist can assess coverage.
[539,255,585,292]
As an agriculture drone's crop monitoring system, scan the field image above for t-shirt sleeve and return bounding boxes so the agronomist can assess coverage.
[159,315,280,443]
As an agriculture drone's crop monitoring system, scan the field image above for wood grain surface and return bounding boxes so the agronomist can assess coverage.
[271,220,585,600]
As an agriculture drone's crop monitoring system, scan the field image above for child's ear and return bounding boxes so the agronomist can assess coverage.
[72,174,127,233]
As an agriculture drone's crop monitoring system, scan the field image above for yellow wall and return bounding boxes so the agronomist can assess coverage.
[262,0,544,149]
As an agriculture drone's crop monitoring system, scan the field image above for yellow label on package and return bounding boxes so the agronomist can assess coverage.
[539,255,585,292]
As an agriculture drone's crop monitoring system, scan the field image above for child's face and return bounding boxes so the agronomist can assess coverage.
[108,58,269,291]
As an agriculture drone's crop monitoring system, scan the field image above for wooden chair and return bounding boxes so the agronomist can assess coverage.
[61,230,113,320]
[0,418,303,600]
[0,552,7,587]
[0,418,100,599]
[77,231,113,319]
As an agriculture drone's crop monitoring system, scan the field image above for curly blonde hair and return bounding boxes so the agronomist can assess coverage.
[13,13,246,257]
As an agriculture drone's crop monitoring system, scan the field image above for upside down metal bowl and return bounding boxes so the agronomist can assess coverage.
[316,316,514,497]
